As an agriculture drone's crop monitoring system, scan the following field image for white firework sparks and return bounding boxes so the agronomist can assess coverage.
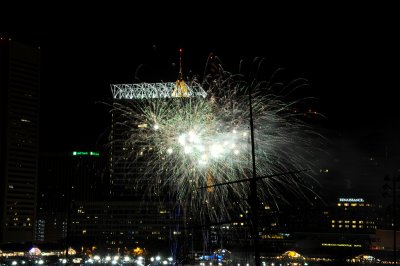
[112,62,321,223]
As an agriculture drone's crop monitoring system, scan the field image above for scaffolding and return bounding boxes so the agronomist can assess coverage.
[111,82,207,100]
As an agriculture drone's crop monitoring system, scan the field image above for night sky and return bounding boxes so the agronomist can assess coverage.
[2,4,398,201]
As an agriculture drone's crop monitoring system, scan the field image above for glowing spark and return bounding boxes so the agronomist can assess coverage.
[112,61,321,222]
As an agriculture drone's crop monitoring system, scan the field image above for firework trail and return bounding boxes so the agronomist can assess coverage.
[112,57,321,223]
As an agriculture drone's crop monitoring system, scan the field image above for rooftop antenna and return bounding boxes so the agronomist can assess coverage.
[178,48,183,81]
[173,48,189,97]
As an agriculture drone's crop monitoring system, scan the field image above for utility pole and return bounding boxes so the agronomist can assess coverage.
[199,85,309,265]
[249,86,261,266]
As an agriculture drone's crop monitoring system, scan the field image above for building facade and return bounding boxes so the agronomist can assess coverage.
[109,82,206,200]
[0,38,40,243]
[327,197,381,233]
[109,100,150,199]
[69,201,184,252]
[106,82,207,255]
[36,151,107,243]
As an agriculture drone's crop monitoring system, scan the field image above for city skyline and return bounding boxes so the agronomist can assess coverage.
[42,29,399,204]
[1,5,398,210]
[1,6,399,266]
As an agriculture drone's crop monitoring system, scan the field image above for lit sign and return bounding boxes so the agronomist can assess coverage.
[322,243,362,248]
[339,198,364,203]
[72,151,100,156]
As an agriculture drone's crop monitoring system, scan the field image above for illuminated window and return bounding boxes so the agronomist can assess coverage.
[332,225,335,228]
[359,203,364,206]
[338,220,343,224]
[345,225,349,228]
[359,225,363,228]
[331,220,335,223]
[351,203,357,207]
[339,225,343,228]
[359,221,364,224]
[337,203,341,206]
[344,203,349,206]
[352,225,356,228]
[352,221,356,224]
[345,220,350,224]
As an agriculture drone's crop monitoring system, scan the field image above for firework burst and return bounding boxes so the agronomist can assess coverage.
[111,59,321,223]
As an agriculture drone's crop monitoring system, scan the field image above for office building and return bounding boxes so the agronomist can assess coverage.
[0,37,40,243]
[36,151,107,243]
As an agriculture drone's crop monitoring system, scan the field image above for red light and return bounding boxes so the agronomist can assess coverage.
[179,48,182,52]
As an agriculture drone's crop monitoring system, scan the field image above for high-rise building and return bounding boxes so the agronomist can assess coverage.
[107,78,207,254]
[109,82,206,199]
[36,151,108,243]
[327,197,381,233]
[0,38,40,242]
